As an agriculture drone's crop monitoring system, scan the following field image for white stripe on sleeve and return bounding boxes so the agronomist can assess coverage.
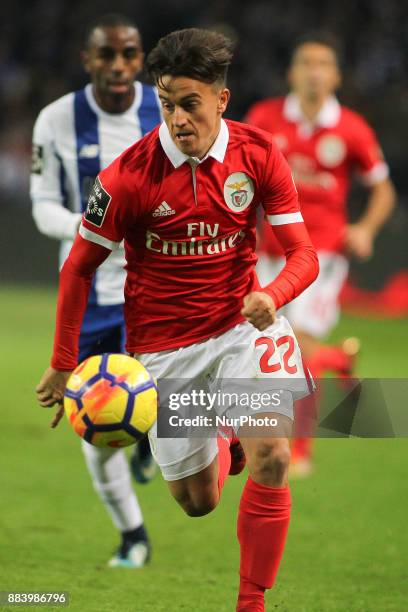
[267,212,304,225]
[79,224,120,251]
[357,162,389,187]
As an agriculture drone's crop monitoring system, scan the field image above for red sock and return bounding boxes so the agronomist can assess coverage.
[292,392,317,459]
[217,435,231,495]
[308,345,350,377]
[292,435,312,460]
[237,478,291,612]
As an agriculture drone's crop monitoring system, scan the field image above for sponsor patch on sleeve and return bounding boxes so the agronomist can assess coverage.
[31,144,44,175]
[84,177,111,227]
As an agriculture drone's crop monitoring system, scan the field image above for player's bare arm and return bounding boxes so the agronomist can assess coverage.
[345,178,396,260]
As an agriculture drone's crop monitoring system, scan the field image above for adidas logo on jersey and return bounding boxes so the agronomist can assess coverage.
[79,144,99,158]
[152,202,176,217]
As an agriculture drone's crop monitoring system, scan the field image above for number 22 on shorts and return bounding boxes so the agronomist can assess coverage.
[255,335,298,374]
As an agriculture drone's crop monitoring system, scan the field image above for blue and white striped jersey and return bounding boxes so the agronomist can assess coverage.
[30,82,161,333]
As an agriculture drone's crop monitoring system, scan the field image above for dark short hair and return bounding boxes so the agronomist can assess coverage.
[84,13,140,49]
[291,31,343,67]
[146,28,234,88]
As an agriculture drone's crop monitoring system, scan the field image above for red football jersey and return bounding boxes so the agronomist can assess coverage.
[79,119,305,354]
[245,94,389,254]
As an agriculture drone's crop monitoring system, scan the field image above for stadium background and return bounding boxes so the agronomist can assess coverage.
[1,0,407,302]
[1,1,407,611]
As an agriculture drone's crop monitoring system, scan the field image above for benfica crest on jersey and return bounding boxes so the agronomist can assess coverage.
[224,172,254,213]
[231,189,248,207]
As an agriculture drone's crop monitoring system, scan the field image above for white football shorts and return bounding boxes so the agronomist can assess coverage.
[135,317,310,481]
[256,251,349,338]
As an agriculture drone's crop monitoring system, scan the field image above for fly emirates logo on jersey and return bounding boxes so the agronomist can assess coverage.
[145,221,246,257]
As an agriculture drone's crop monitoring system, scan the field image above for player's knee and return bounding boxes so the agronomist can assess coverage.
[174,489,218,517]
[184,499,217,517]
[249,439,291,483]
[184,490,219,517]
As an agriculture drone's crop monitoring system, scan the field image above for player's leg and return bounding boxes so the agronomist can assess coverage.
[137,341,246,516]
[236,415,292,612]
[81,441,150,567]
[164,432,245,517]
[148,424,232,516]
[214,318,307,611]
[79,325,150,567]
[146,410,241,517]
[166,457,219,517]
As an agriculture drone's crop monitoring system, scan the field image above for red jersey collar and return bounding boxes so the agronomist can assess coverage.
[283,93,341,130]
[158,119,229,168]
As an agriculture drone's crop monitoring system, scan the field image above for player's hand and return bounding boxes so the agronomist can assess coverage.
[344,223,374,260]
[241,291,276,331]
[36,367,72,428]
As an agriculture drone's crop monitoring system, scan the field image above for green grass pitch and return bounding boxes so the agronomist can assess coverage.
[0,286,407,611]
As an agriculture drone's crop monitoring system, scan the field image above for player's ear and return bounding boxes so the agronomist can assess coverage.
[217,88,230,114]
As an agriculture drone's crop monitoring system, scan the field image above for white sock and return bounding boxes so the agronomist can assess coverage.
[81,440,143,532]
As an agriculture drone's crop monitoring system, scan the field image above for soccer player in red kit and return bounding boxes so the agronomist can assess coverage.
[36,29,319,611]
[245,33,396,476]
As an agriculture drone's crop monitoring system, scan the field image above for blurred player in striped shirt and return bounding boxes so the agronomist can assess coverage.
[30,13,161,567]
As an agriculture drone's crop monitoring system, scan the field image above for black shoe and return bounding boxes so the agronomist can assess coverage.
[108,525,151,568]
[130,436,158,484]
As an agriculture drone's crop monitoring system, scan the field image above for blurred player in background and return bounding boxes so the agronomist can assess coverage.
[36,28,320,611]
[245,32,396,475]
[30,13,161,567]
